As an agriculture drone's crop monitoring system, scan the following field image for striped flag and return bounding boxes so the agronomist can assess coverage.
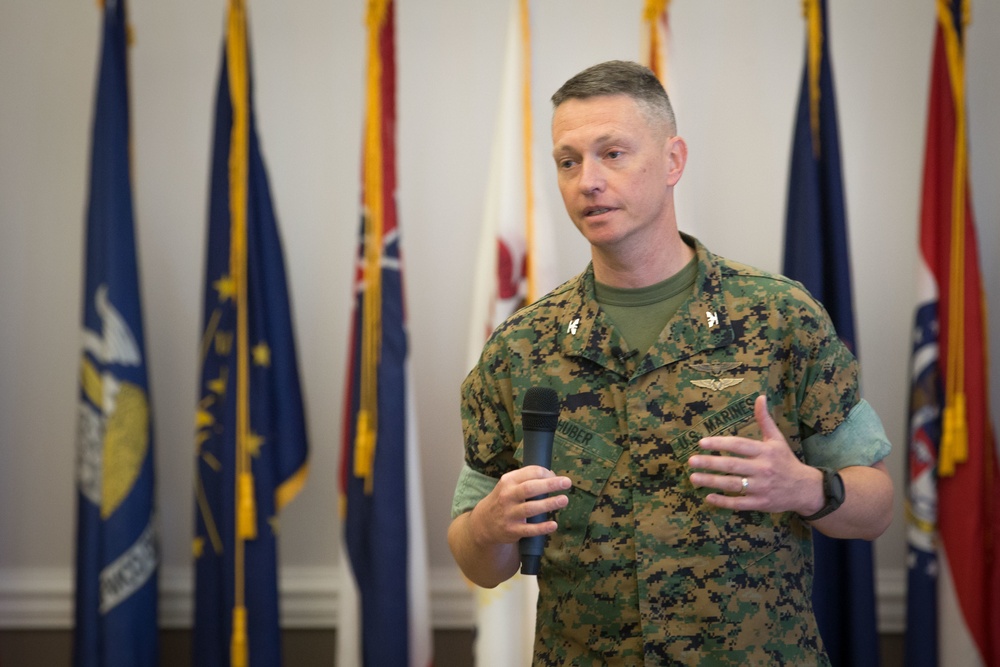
[465,1,558,664]
[74,2,159,665]
[780,3,880,666]
[338,1,433,665]
[904,2,1000,665]
[192,2,309,665]
[640,0,671,86]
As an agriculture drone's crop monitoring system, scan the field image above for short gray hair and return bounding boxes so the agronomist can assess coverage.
[551,60,676,135]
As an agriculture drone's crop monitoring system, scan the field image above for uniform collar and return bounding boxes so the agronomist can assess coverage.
[557,234,735,376]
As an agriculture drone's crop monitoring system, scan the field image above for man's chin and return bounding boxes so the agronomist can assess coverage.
[579,224,625,249]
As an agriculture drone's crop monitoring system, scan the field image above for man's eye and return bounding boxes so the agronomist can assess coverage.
[559,159,577,169]
[606,150,623,159]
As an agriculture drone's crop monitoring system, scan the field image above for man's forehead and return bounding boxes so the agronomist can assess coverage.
[551,95,648,144]
[552,93,640,118]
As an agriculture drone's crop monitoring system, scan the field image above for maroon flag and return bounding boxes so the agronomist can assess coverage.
[904,2,1000,665]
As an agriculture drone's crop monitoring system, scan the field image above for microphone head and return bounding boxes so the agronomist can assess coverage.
[522,386,559,431]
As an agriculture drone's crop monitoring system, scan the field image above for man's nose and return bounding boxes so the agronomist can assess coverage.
[578,157,605,193]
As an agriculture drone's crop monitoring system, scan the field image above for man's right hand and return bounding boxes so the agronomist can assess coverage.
[448,466,571,588]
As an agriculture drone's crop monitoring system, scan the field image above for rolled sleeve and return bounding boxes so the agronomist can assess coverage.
[802,399,892,469]
[451,463,499,519]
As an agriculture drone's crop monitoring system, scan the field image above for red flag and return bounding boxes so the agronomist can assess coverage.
[905,2,1000,665]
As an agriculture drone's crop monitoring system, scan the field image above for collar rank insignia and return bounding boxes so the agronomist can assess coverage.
[690,361,744,391]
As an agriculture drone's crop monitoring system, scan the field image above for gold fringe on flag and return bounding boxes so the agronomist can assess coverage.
[937,0,971,476]
[226,1,253,664]
[802,0,823,156]
[518,0,538,303]
[355,0,392,494]
[642,0,670,86]
[230,604,248,667]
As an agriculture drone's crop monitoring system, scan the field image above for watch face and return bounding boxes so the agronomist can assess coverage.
[830,471,845,504]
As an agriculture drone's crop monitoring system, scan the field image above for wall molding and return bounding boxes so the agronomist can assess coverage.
[876,566,906,634]
[0,565,904,633]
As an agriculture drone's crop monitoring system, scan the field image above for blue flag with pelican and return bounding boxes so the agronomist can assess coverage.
[74,1,159,665]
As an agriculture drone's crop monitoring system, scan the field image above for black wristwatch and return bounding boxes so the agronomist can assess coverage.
[800,467,845,522]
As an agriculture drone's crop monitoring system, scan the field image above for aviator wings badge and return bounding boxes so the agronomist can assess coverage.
[690,361,744,391]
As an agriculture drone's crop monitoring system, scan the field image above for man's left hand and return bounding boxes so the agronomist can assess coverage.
[687,394,823,516]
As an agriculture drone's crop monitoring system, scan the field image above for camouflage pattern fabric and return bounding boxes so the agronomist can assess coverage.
[460,237,863,665]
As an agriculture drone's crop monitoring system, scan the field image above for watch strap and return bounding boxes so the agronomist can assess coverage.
[800,467,844,522]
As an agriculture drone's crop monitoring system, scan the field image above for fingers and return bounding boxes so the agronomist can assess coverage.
[521,466,573,492]
[687,395,792,508]
[703,491,768,511]
[481,467,571,542]
[695,395,784,460]
[502,466,571,504]
[519,489,570,522]
[689,471,746,495]
[688,454,744,475]
[753,394,783,442]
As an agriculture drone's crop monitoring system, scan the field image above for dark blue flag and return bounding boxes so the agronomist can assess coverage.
[74,2,159,666]
[782,2,880,666]
[193,3,308,666]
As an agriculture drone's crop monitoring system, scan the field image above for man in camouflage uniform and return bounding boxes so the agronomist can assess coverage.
[448,61,894,665]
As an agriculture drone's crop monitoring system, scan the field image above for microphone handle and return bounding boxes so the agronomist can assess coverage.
[519,428,555,575]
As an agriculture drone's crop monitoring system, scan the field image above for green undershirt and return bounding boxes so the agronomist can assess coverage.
[594,257,698,358]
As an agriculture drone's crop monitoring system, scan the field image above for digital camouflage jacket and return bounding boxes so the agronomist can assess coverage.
[460,238,879,666]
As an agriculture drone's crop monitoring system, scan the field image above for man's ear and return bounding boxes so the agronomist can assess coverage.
[665,136,688,186]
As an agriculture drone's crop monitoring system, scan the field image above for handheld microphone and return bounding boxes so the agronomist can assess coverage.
[518,386,560,575]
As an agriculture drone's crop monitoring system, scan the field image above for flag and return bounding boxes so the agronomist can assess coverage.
[904,2,1000,665]
[338,1,433,665]
[781,3,880,666]
[640,0,671,86]
[73,2,159,665]
[192,2,309,665]
[464,1,558,664]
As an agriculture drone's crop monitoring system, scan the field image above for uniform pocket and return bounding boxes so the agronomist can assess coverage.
[517,423,622,567]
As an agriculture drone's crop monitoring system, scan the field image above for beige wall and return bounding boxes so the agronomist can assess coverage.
[1,0,998,632]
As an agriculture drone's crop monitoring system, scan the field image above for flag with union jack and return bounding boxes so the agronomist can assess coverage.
[338,1,433,665]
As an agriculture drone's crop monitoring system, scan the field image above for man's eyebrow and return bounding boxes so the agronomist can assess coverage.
[551,142,577,158]
[552,133,619,156]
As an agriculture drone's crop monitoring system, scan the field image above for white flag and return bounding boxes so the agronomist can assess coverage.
[464,0,559,665]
